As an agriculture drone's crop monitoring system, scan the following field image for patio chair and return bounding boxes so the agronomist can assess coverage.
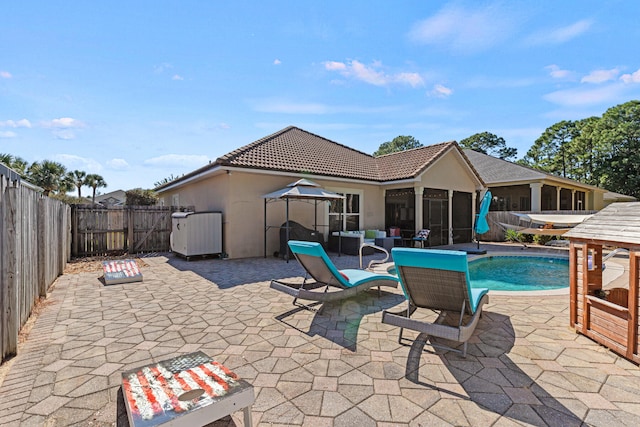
[382,248,489,357]
[270,240,399,312]
[411,229,430,248]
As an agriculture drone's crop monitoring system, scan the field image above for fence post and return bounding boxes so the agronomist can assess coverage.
[72,205,78,257]
[127,207,135,252]
[1,187,18,360]
[37,196,47,297]
[0,183,4,360]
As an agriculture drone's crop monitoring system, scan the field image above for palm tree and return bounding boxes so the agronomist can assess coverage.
[0,153,29,177]
[67,170,87,198]
[27,160,67,196]
[85,174,107,203]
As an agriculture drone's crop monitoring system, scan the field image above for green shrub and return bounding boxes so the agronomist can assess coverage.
[125,188,158,205]
[521,233,534,243]
[533,234,555,245]
[504,228,522,242]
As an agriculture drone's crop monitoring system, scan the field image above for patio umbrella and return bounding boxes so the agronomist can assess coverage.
[475,190,492,235]
[471,190,492,253]
[263,179,344,262]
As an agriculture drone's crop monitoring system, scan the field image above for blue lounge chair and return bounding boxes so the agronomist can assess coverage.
[270,240,399,311]
[382,248,489,357]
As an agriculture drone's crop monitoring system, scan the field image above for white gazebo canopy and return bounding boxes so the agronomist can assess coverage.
[263,179,344,261]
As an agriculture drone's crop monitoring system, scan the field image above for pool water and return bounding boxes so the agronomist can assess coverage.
[468,256,569,291]
[387,255,570,291]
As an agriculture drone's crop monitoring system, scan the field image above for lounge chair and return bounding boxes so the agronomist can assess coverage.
[270,240,399,311]
[382,248,489,357]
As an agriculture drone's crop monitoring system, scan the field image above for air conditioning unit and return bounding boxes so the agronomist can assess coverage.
[170,212,222,259]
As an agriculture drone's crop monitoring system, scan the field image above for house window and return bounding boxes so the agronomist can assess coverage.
[329,191,361,231]
[172,194,179,207]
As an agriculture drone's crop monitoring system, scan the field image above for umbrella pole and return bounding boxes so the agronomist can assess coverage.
[286,198,290,263]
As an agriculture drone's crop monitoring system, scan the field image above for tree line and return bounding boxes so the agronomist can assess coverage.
[0,154,107,203]
[374,100,640,199]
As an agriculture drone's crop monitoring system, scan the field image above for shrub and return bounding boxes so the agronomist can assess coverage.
[504,228,522,242]
[125,188,158,205]
[533,234,555,245]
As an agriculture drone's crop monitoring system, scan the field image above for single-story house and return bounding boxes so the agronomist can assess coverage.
[94,190,126,207]
[156,126,486,259]
[463,149,624,212]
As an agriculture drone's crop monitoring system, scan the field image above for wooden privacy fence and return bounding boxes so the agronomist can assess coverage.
[1,169,71,362]
[71,205,184,257]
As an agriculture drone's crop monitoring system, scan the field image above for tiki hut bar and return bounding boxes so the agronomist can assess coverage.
[565,202,640,364]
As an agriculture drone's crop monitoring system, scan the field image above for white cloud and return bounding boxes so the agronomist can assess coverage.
[53,130,76,140]
[429,84,453,98]
[0,71,12,79]
[252,98,402,115]
[408,3,515,53]
[154,63,173,73]
[41,117,85,129]
[581,68,620,84]
[0,131,17,138]
[254,100,329,114]
[107,158,129,170]
[55,154,102,172]
[324,61,347,71]
[144,154,210,168]
[546,64,573,79]
[273,59,281,65]
[621,68,640,84]
[464,76,536,89]
[323,60,424,87]
[172,74,184,81]
[395,72,425,87]
[526,19,593,45]
[543,83,627,107]
[0,119,31,128]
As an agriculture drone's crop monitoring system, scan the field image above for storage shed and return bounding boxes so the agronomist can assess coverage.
[564,202,640,364]
[170,212,223,260]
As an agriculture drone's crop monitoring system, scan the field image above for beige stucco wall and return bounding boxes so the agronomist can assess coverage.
[158,149,482,259]
[160,171,388,259]
[418,150,479,193]
[592,191,605,210]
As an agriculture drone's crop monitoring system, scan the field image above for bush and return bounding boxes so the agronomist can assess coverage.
[520,233,534,243]
[533,234,556,245]
[125,188,158,205]
[504,228,522,242]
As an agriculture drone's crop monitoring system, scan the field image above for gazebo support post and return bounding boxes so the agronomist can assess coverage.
[285,198,290,263]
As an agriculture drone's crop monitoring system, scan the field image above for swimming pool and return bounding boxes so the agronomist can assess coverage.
[387,255,569,291]
[468,255,569,291]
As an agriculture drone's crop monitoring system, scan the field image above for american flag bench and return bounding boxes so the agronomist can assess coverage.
[121,351,254,426]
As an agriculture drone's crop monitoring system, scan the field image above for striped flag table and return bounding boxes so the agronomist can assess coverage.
[121,351,254,426]
[102,259,143,285]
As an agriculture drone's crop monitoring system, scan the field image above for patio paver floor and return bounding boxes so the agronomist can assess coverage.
[0,244,638,426]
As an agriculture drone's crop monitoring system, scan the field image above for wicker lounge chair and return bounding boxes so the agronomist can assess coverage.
[382,248,489,357]
[270,240,399,312]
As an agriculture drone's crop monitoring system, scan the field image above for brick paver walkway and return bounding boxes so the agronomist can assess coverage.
[1,247,639,426]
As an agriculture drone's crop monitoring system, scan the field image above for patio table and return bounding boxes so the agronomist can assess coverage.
[121,351,254,426]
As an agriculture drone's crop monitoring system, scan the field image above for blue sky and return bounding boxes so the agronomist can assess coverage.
[2,1,640,193]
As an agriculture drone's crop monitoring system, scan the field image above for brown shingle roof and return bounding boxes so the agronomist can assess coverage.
[156,126,480,190]
[217,126,380,180]
[375,142,456,181]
